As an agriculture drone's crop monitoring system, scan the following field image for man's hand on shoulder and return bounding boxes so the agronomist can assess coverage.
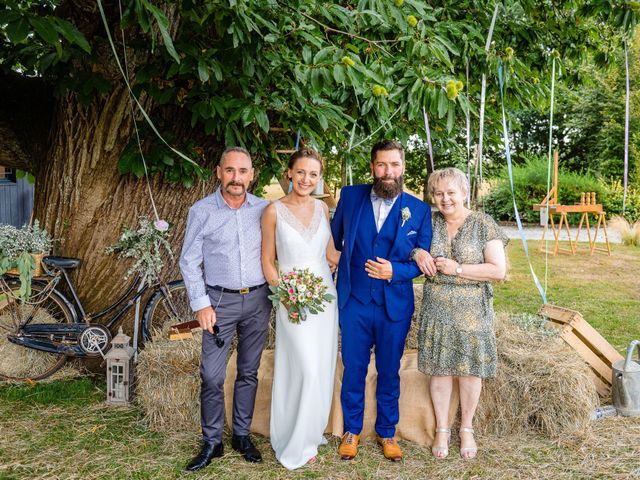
[196,306,216,334]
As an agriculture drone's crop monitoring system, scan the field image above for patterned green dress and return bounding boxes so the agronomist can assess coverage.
[417,211,508,378]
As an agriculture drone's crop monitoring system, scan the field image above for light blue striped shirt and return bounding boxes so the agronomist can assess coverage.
[179,188,268,312]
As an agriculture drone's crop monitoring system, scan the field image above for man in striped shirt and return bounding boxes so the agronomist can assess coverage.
[180,147,271,471]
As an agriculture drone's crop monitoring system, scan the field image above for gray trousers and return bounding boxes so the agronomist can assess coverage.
[200,284,272,444]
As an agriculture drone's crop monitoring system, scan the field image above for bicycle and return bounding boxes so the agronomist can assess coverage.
[0,255,193,381]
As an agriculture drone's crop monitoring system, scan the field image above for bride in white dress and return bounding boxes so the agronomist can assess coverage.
[261,149,340,470]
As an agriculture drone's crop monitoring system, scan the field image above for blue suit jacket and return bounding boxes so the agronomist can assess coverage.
[331,184,432,321]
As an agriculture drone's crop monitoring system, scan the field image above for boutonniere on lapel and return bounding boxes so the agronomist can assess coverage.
[401,207,411,227]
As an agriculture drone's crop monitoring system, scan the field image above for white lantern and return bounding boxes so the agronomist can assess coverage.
[105,326,135,406]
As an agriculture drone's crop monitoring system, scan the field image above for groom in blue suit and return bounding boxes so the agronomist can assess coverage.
[331,140,432,462]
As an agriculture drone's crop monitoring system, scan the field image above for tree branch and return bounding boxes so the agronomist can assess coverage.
[297,11,392,56]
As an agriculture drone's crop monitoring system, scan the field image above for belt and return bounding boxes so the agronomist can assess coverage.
[208,283,267,294]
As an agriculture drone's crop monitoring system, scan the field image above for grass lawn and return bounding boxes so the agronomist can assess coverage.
[1,242,639,479]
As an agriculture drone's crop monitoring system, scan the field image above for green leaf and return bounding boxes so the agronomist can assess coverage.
[197,61,209,82]
[5,17,30,44]
[132,158,145,178]
[118,149,135,174]
[333,64,345,84]
[134,0,150,32]
[433,34,460,56]
[141,0,180,63]
[437,89,448,118]
[182,176,194,188]
[255,108,270,133]
[211,62,223,82]
[30,17,59,49]
[313,46,333,63]
[446,103,455,132]
[345,43,360,54]
[317,111,329,130]
[302,45,312,64]
[430,43,452,69]
[0,10,20,25]
[53,18,91,53]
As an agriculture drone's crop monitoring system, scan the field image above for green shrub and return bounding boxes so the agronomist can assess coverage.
[600,179,640,223]
[483,156,640,223]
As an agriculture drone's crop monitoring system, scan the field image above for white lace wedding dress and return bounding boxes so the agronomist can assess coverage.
[270,199,339,470]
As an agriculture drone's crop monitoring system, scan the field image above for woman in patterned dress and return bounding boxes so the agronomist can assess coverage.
[410,168,508,459]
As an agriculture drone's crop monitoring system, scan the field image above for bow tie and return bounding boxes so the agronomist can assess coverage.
[370,192,395,206]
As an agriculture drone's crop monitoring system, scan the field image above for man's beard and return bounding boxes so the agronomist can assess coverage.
[372,175,403,199]
[224,181,246,196]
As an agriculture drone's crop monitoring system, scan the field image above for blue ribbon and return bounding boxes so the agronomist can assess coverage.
[498,63,548,304]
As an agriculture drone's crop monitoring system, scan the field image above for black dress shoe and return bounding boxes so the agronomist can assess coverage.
[185,441,224,472]
[231,434,262,463]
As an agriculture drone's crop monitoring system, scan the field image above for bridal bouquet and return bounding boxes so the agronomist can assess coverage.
[268,268,335,324]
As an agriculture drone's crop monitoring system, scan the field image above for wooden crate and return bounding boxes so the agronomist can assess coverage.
[538,304,624,397]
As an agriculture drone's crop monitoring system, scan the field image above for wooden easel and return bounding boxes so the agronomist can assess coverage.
[532,152,611,255]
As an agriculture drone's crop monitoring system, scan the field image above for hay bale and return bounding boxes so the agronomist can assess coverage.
[406,283,423,350]
[137,289,598,440]
[136,334,202,432]
[475,313,598,438]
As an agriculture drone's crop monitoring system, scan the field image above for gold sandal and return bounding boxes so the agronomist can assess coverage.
[459,427,477,459]
[431,427,451,459]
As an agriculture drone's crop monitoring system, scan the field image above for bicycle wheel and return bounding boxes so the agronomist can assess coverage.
[142,280,195,342]
[0,281,74,381]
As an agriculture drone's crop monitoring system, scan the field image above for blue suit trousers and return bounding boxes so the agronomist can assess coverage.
[340,295,412,438]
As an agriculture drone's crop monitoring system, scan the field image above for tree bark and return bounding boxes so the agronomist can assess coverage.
[33,86,218,315]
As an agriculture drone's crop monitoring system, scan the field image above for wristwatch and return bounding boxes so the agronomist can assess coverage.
[455,263,463,276]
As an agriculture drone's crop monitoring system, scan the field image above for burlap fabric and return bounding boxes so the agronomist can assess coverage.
[224,349,459,446]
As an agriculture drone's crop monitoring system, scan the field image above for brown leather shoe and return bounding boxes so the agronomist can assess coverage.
[377,436,403,462]
[338,432,360,460]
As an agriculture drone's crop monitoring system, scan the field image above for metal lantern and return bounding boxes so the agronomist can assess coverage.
[105,326,135,406]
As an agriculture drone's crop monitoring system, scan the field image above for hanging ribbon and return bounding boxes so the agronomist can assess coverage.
[346,121,357,186]
[116,0,160,221]
[623,38,630,213]
[543,56,556,294]
[422,107,435,172]
[295,129,301,150]
[498,64,548,304]
[476,2,501,195]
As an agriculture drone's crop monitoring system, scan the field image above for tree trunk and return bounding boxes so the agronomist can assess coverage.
[33,86,218,315]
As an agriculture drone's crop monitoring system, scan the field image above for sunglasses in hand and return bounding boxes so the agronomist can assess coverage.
[211,324,225,348]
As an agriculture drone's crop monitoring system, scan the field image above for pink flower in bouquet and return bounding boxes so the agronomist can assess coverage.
[154,219,170,232]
